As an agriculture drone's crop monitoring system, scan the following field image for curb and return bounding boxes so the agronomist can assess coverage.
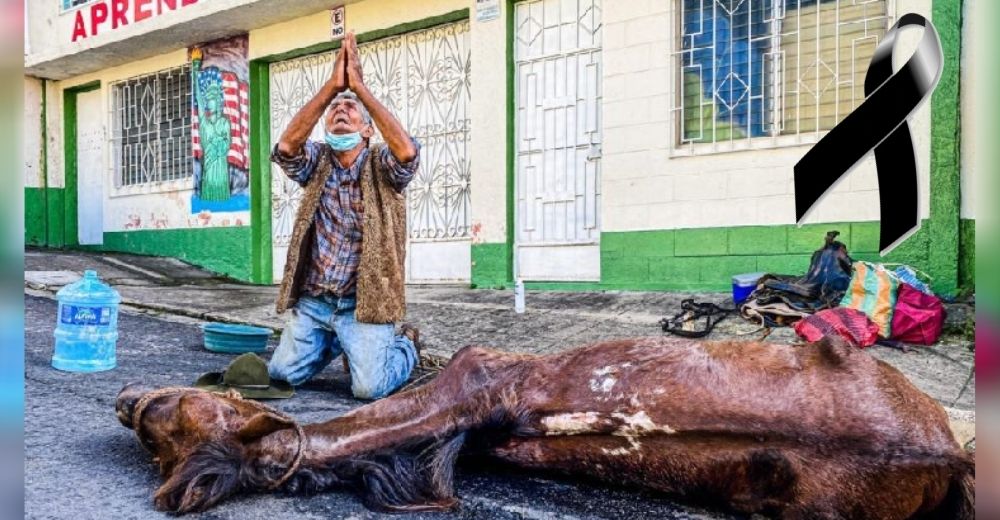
[27,281,280,332]
[25,282,452,368]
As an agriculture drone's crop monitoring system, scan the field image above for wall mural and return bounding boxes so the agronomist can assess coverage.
[189,34,251,214]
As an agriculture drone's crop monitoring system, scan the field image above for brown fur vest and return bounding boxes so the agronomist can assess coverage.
[275,143,407,324]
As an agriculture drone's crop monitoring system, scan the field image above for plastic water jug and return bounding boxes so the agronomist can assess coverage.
[52,270,121,372]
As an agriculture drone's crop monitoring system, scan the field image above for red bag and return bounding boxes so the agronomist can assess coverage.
[890,283,945,345]
[794,308,880,348]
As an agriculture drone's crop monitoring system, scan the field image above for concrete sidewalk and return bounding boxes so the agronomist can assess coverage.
[24,247,975,438]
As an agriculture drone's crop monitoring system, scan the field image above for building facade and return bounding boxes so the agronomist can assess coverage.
[24,0,976,295]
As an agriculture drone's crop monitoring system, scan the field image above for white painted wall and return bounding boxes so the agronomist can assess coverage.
[600,0,934,233]
[25,0,365,79]
[38,0,946,249]
[960,0,979,220]
[468,1,508,244]
[45,0,487,237]
[249,0,468,59]
[44,80,64,189]
[23,77,44,189]
[49,49,250,233]
[27,0,254,69]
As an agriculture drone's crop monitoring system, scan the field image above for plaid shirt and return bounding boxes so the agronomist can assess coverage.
[272,139,420,297]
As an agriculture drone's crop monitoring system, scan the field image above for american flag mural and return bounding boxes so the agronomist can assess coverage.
[192,69,250,170]
[188,34,251,214]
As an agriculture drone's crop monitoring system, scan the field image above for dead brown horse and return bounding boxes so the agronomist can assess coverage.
[116,336,974,518]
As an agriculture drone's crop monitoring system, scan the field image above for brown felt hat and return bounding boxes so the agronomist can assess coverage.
[194,353,293,399]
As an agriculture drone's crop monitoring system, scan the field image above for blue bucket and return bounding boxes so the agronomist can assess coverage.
[732,272,766,305]
[202,323,272,354]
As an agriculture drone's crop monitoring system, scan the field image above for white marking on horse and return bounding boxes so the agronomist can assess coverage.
[594,366,616,376]
[601,435,644,457]
[611,410,676,436]
[590,376,617,393]
[541,412,601,436]
[590,366,619,395]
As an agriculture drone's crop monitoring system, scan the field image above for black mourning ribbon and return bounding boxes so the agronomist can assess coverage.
[794,13,943,254]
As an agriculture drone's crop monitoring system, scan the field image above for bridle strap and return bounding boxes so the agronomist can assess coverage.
[130,387,304,490]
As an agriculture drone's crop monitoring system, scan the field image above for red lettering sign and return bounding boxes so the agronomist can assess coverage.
[90,3,108,36]
[111,0,129,29]
[72,11,87,42]
[134,0,153,22]
[158,0,176,15]
[72,0,200,42]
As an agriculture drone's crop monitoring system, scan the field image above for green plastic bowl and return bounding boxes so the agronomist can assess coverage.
[201,322,272,353]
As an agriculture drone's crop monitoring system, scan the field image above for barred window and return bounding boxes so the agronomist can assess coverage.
[674,0,892,149]
[111,66,193,187]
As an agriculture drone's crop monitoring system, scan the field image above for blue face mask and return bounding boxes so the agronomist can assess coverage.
[325,132,363,151]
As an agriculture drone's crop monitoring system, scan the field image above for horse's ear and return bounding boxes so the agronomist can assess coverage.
[236,413,295,443]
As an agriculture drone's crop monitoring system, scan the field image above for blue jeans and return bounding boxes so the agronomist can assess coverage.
[268,294,417,399]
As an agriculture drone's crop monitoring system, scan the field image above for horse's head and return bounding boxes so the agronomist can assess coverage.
[116,383,299,513]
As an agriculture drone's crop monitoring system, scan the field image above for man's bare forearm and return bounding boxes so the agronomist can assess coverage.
[344,32,416,163]
[355,85,417,163]
[277,79,343,157]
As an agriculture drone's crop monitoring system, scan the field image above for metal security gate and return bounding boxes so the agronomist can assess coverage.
[269,52,331,283]
[515,0,602,281]
[268,21,472,284]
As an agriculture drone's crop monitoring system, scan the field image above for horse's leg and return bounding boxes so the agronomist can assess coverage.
[486,434,805,515]
[487,435,967,519]
[304,346,532,463]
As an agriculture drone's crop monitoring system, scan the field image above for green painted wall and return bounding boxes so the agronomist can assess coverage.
[25,187,68,249]
[80,227,254,282]
[959,218,975,292]
[926,0,963,296]
[472,221,942,293]
[26,188,253,281]
[471,243,512,289]
[599,222,931,292]
[24,188,47,246]
[46,190,66,247]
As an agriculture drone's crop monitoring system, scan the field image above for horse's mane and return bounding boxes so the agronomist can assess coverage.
[286,432,467,512]
[152,432,468,514]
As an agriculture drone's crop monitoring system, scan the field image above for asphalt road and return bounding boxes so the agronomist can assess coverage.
[25,295,735,520]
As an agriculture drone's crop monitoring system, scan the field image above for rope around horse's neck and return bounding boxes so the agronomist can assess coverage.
[131,386,305,491]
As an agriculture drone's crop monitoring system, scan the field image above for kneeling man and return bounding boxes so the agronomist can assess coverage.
[269,32,420,399]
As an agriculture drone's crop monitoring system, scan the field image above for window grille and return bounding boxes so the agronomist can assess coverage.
[111,66,193,187]
[673,0,893,151]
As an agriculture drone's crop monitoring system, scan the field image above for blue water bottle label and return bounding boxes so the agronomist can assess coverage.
[60,305,112,325]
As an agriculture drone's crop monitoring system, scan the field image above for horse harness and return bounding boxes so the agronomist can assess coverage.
[130,386,305,490]
[660,299,736,338]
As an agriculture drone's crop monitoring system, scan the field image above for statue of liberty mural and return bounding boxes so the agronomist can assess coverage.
[191,47,232,202]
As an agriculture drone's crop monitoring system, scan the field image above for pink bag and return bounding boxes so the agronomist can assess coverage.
[794,308,880,348]
[890,283,945,345]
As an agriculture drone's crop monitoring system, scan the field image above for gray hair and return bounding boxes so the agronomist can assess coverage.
[329,90,372,125]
